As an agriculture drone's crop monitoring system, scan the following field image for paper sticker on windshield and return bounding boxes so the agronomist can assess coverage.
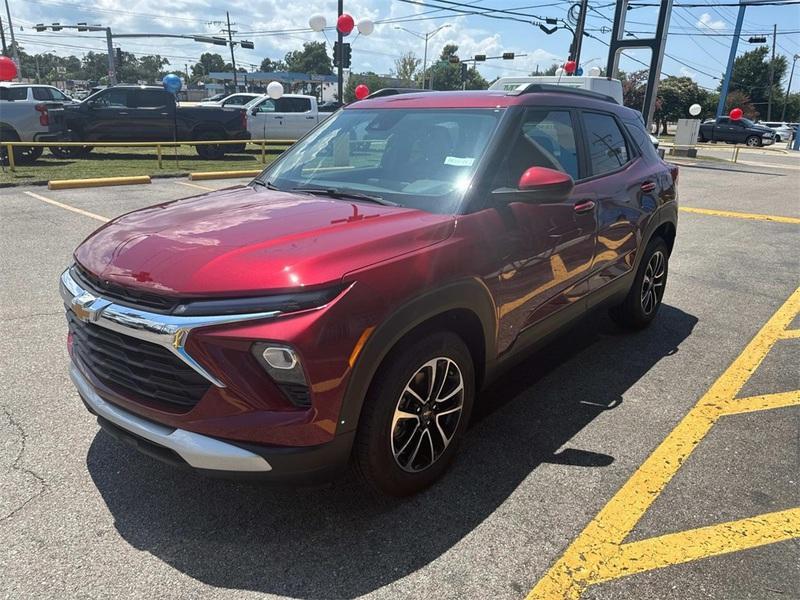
[444,156,474,167]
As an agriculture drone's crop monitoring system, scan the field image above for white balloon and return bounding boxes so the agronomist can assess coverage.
[588,66,602,77]
[357,18,374,36]
[689,103,702,116]
[267,81,284,100]
[308,14,326,32]
[555,67,565,76]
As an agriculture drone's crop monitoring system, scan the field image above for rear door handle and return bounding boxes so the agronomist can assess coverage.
[640,181,657,193]
[574,200,595,214]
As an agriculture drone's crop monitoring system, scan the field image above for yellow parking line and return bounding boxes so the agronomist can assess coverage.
[527,286,800,600]
[679,206,800,225]
[175,181,215,192]
[719,390,800,416]
[779,329,800,339]
[23,191,109,223]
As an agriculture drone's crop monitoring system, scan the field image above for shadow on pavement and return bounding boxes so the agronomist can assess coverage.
[87,304,697,599]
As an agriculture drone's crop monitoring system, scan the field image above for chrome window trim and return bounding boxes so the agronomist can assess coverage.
[60,268,281,387]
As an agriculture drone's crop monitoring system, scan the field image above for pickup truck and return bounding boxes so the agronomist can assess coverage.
[698,116,775,147]
[0,83,73,164]
[45,85,251,159]
[245,94,333,141]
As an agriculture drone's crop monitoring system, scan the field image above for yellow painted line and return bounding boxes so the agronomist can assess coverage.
[23,191,109,223]
[679,206,800,225]
[718,390,800,416]
[175,180,215,192]
[528,286,800,600]
[189,170,261,181]
[779,329,800,339]
[591,508,800,584]
[48,175,151,190]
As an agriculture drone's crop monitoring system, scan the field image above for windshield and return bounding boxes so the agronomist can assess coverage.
[740,118,755,127]
[256,108,503,213]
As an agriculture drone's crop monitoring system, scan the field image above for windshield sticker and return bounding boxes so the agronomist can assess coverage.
[444,156,475,167]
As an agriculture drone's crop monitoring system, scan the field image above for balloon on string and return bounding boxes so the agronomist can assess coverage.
[267,81,284,100]
[589,66,601,76]
[337,14,355,36]
[689,103,702,117]
[729,107,743,120]
[308,14,327,32]
[355,84,370,100]
[0,56,19,81]
[564,60,577,74]
[162,73,182,94]
[555,67,565,76]
[575,67,583,76]
[357,18,375,36]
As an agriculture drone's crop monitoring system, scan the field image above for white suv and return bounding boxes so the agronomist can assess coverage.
[757,121,795,143]
[0,83,72,164]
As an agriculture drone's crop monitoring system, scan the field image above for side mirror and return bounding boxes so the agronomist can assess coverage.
[513,166,574,203]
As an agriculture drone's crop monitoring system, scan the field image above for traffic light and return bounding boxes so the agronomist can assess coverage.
[116,48,123,67]
[502,52,515,60]
[474,54,486,62]
[460,62,468,82]
[748,36,767,43]
[77,22,88,32]
[51,22,62,31]
[240,40,254,50]
[333,42,352,69]
[34,23,46,32]
[448,55,460,63]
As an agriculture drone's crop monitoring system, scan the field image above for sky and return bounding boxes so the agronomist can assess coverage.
[6,0,800,91]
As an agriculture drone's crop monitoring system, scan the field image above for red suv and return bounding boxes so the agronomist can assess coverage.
[62,85,677,496]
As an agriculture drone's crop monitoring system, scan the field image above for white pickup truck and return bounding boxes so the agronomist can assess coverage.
[245,94,333,141]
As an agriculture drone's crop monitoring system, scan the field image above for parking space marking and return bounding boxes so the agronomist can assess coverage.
[175,181,215,192]
[678,206,800,225]
[22,191,109,223]
[527,287,800,600]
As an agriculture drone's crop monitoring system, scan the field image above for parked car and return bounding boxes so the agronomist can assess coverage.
[245,93,333,140]
[0,82,74,164]
[203,92,228,103]
[698,116,775,146]
[756,121,795,143]
[199,92,260,107]
[62,85,678,496]
[44,85,251,159]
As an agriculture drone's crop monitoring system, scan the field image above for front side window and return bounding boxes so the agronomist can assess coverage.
[582,112,630,176]
[50,88,69,101]
[33,87,52,100]
[93,89,129,108]
[493,109,579,189]
[255,98,275,113]
[258,108,502,213]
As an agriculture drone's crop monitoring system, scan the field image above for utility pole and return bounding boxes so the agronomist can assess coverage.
[767,23,777,121]
[782,54,799,122]
[225,12,238,91]
[0,16,7,55]
[3,0,21,80]
[337,0,343,101]
[570,0,589,69]
[105,27,116,85]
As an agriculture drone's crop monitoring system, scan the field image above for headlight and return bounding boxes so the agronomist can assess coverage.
[252,342,311,407]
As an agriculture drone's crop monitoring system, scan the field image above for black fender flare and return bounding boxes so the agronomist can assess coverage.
[336,278,497,435]
[636,201,678,272]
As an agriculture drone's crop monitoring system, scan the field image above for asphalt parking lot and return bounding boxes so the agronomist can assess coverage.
[1,156,798,599]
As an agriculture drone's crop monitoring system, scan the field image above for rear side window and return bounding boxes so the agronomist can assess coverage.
[582,112,630,176]
[1,87,28,100]
[134,90,168,108]
[33,87,53,100]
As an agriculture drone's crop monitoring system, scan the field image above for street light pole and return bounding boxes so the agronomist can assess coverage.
[394,25,450,89]
[782,54,799,122]
[337,0,343,102]
[3,0,21,80]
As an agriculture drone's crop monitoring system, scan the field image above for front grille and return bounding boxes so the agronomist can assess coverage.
[72,264,178,313]
[67,311,211,410]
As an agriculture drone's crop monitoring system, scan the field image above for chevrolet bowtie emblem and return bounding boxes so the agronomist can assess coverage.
[71,292,108,322]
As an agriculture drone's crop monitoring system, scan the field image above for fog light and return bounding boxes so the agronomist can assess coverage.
[251,343,311,407]
[262,346,298,370]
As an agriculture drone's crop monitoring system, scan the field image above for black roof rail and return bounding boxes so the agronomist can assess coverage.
[364,87,436,99]
[507,83,618,104]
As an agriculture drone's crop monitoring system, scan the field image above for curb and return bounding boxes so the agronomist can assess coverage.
[48,176,152,190]
[189,170,262,181]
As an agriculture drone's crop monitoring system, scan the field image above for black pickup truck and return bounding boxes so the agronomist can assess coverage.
[44,86,250,159]
[698,116,775,147]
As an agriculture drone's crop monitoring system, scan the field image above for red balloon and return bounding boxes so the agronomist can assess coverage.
[355,84,370,100]
[564,60,577,74]
[337,14,355,36]
[0,56,18,81]
[729,107,743,120]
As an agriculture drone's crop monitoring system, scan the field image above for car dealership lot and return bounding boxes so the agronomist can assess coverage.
[1,162,798,599]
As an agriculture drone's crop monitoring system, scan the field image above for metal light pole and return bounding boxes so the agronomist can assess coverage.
[3,0,21,80]
[781,54,799,122]
[767,23,777,121]
[717,1,747,117]
[337,0,343,101]
[226,12,237,91]
[394,25,450,89]
[571,0,589,69]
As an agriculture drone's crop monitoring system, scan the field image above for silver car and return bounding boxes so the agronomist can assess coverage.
[0,83,72,164]
[757,121,795,143]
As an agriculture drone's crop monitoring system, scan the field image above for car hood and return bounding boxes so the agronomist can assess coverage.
[74,186,455,296]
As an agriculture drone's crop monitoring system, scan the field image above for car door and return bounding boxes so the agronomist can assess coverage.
[484,107,597,352]
[130,89,173,141]
[83,88,133,140]
[279,97,315,140]
[247,97,284,140]
[714,117,736,142]
[579,110,640,292]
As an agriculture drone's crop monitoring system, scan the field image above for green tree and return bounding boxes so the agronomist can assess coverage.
[393,51,421,83]
[344,72,397,102]
[284,42,332,75]
[424,44,489,91]
[260,57,287,72]
[723,46,787,118]
[653,76,708,134]
[531,63,561,76]
[191,53,226,81]
[621,69,648,112]
[137,55,171,82]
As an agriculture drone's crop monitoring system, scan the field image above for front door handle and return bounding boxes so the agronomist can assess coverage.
[574,200,595,214]
[640,181,657,193]
[119,111,129,115]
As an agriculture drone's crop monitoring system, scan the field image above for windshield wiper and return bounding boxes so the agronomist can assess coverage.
[252,179,281,191]
[290,186,397,206]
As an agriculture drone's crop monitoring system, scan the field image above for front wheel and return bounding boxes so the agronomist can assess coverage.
[745,135,761,147]
[774,135,781,143]
[352,331,475,497]
[610,237,669,330]
[195,131,226,160]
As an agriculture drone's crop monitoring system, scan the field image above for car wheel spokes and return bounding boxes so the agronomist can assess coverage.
[640,250,666,316]
[391,357,465,472]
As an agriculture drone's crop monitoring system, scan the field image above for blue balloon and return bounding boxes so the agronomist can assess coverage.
[575,67,584,76]
[162,73,182,94]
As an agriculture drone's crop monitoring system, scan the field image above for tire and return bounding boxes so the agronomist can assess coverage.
[697,135,706,143]
[228,143,246,153]
[774,135,781,143]
[195,131,226,160]
[352,331,475,497]
[49,145,93,158]
[609,237,669,330]
[745,135,761,147]
[0,130,43,165]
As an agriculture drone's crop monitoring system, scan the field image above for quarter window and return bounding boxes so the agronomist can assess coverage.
[582,112,630,176]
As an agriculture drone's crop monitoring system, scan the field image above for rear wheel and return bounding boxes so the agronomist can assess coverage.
[49,145,93,158]
[195,131,226,160]
[0,130,43,165]
[352,331,475,497]
[774,135,782,143]
[745,135,761,147]
[610,237,669,330]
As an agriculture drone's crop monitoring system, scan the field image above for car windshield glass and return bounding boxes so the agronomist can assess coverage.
[739,118,755,127]
[256,108,502,213]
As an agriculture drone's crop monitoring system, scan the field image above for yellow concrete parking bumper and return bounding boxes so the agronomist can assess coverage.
[47,176,151,190]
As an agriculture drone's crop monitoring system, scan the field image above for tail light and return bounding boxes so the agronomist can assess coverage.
[35,103,49,126]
